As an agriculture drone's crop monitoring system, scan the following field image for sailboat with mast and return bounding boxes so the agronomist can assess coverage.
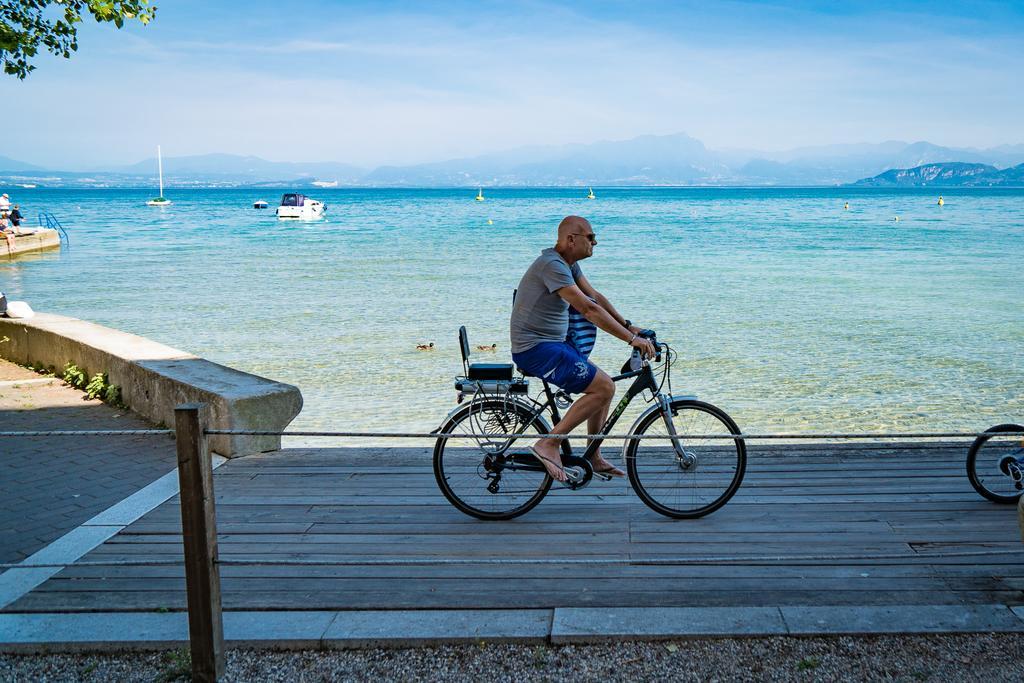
[146,145,171,206]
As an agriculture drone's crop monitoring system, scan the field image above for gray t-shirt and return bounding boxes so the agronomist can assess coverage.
[510,248,582,353]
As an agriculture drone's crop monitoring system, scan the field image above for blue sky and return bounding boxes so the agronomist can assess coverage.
[7,0,1024,168]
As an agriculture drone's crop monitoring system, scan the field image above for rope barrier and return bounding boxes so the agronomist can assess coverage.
[204,429,1024,441]
[0,429,172,437]
[2,547,1021,570]
[1,428,1021,440]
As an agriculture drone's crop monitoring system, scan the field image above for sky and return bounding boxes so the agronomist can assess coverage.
[6,0,1024,169]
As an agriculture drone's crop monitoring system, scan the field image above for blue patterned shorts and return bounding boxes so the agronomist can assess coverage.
[512,341,598,394]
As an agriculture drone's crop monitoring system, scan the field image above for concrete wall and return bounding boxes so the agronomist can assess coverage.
[0,313,302,457]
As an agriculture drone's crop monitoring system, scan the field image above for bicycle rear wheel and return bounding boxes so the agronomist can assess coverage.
[626,399,746,519]
[966,424,1024,504]
[433,398,553,520]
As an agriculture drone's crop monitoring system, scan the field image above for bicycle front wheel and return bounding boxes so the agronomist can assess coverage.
[433,398,553,520]
[626,399,746,519]
[966,424,1024,504]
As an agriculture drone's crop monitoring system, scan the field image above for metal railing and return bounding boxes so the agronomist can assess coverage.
[36,211,69,248]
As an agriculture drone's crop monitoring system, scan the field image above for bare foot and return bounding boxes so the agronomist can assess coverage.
[590,453,625,477]
[530,441,567,482]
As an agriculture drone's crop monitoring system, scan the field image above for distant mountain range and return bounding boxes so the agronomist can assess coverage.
[3,134,1024,188]
[854,162,1024,187]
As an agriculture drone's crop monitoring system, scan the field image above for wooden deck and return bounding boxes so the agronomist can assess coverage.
[5,443,1023,613]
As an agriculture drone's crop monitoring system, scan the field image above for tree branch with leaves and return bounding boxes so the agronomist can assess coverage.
[0,0,157,79]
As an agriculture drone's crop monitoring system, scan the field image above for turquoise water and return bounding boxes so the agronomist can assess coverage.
[2,187,1022,444]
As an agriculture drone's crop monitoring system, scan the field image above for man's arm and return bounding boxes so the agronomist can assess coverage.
[575,274,640,333]
[558,284,655,357]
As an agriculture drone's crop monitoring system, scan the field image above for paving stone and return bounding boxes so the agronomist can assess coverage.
[0,362,177,565]
[322,609,552,647]
[0,612,188,651]
[224,611,339,648]
[781,604,1024,635]
[550,607,787,642]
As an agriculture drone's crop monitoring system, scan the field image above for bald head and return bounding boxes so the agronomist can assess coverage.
[556,215,591,245]
[554,215,597,264]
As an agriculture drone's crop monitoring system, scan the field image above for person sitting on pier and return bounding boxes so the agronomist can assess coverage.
[0,213,14,250]
[510,215,655,482]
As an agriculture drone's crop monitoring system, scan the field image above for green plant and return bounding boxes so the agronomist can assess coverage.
[157,648,191,682]
[62,362,86,389]
[62,363,124,407]
[84,372,105,399]
[2,1,158,79]
[103,382,122,405]
[796,656,821,671]
[28,361,55,377]
[84,371,124,407]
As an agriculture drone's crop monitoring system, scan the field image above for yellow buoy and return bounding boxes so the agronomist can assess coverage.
[844,202,849,211]
[487,219,493,225]
[937,196,944,206]
[894,216,900,222]
[475,188,485,201]
[587,187,596,200]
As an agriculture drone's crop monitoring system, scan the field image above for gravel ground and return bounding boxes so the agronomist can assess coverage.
[1,634,1020,682]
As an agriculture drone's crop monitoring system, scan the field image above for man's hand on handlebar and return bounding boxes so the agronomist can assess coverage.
[630,335,656,359]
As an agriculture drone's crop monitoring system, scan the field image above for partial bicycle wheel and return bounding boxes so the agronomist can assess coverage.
[626,399,746,518]
[966,423,1024,504]
[433,398,553,520]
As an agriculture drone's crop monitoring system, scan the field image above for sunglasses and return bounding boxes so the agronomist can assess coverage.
[570,232,597,243]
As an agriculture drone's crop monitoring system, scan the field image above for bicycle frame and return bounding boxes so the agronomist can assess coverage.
[540,363,659,461]
[501,357,684,489]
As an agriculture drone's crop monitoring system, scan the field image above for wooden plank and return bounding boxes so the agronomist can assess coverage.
[8,442,1020,618]
[8,589,1004,613]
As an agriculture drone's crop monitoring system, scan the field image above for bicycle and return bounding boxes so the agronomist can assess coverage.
[966,423,1024,504]
[433,326,746,520]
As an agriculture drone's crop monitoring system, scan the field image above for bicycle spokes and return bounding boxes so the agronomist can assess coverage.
[468,398,529,453]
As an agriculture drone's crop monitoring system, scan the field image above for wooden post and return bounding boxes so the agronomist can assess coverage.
[175,403,225,682]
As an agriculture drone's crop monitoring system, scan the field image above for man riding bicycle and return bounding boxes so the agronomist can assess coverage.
[510,215,656,482]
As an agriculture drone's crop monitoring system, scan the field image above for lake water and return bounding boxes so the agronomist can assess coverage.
[2,187,1022,445]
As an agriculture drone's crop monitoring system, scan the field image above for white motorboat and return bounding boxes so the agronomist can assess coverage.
[276,193,325,220]
[253,199,269,209]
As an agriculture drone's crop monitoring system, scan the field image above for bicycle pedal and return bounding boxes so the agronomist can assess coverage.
[594,471,614,481]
